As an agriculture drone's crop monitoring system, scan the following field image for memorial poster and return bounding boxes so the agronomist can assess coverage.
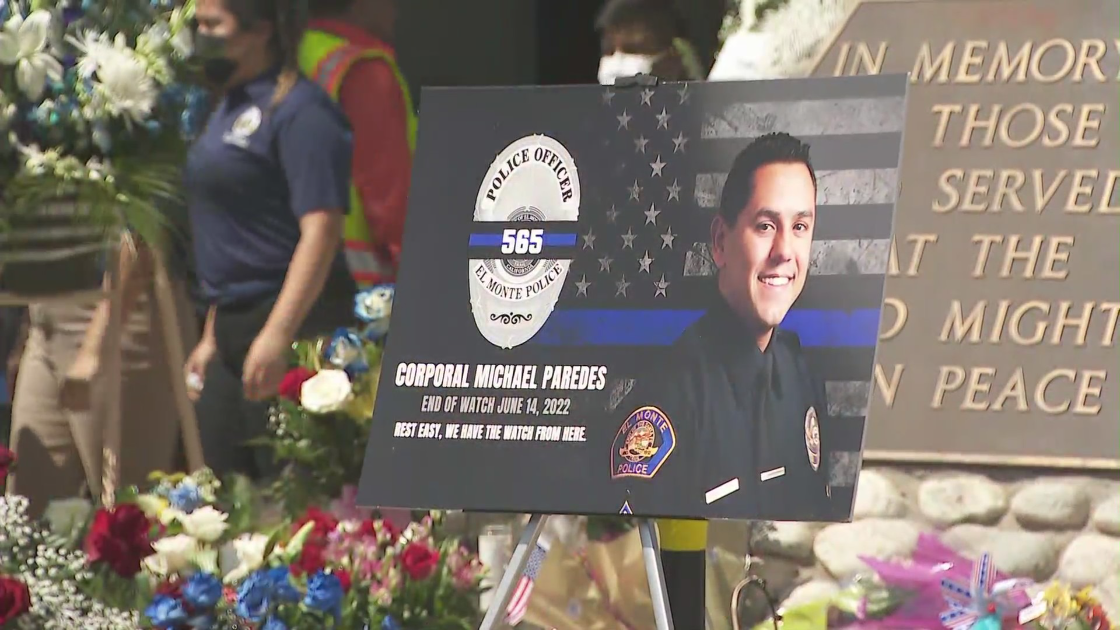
[358,75,908,520]
[812,0,1120,467]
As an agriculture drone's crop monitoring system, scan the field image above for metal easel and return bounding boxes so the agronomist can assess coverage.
[480,72,679,630]
[478,514,675,630]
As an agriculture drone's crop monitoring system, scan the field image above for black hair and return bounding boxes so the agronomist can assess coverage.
[307,0,356,18]
[718,132,817,223]
[594,0,687,45]
[223,0,306,107]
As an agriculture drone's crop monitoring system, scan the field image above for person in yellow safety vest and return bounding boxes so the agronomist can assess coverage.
[298,0,416,288]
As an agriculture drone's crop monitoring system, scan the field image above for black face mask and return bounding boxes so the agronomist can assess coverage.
[194,33,238,85]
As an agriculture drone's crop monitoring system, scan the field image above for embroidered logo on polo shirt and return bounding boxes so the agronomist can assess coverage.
[223,106,262,148]
[468,135,581,349]
[611,406,676,480]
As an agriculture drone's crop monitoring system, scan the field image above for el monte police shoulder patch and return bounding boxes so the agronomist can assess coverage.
[611,406,676,479]
[805,406,821,471]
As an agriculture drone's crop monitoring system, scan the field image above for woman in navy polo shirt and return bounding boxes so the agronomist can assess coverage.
[183,0,357,479]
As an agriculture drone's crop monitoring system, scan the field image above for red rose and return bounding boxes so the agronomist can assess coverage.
[0,576,31,625]
[0,445,14,489]
[83,504,155,577]
[357,519,377,538]
[223,586,238,605]
[336,569,352,593]
[278,367,316,402]
[292,542,326,577]
[400,542,440,581]
[293,507,339,543]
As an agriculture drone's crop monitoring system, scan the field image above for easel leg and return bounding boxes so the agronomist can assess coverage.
[478,514,548,630]
[639,519,676,630]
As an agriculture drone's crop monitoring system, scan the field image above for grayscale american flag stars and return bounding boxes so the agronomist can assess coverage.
[565,81,696,303]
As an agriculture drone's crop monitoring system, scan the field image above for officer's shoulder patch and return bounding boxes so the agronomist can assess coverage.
[805,406,821,471]
[611,406,676,480]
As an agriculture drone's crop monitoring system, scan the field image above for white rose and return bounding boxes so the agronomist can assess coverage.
[222,533,269,583]
[300,369,352,413]
[150,534,198,575]
[178,506,229,542]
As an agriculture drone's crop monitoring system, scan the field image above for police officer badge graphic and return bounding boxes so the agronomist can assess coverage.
[470,135,581,349]
[611,406,676,479]
[805,407,821,471]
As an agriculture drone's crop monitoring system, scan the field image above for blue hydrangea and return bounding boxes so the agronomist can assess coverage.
[168,481,203,513]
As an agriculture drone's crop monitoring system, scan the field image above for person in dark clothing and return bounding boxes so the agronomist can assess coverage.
[613,132,832,628]
[183,0,356,480]
[594,0,704,85]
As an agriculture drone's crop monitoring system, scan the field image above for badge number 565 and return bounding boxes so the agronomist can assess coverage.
[500,228,544,255]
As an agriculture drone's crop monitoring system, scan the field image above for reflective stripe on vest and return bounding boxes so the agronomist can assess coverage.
[298,30,418,287]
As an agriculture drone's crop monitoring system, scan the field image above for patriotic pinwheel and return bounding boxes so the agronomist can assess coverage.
[939,553,1031,630]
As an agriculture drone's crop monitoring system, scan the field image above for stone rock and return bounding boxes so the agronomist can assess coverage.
[1057,533,1120,587]
[753,521,819,563]
[1093,573,1120,624]
[942,524,1059,580]
[780,579,841,612]
[813,519,922,578]
[1012,481,1091,530]
[853,470,907,519]
[1092,495,1120,536]
[917,475,1007,526]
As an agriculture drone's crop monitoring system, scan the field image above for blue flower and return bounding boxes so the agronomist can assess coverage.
[381,616,402,630]
[302,571,344,617]
[183,572,222,610]
[262,617,289,630]
[145,594,189,629]
[354,285,394,337]
[168,481,203,513]
[235,570,273,622]
[326,328,368,375]
[265,566,301,603]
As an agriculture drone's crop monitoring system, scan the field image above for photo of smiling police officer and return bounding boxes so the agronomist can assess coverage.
[612,131,834,522]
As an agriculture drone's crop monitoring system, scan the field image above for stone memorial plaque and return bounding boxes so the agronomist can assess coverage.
[812,0,1120,467]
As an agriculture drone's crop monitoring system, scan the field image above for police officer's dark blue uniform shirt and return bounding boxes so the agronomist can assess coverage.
[185,68,354,305]
[612,290,833,521]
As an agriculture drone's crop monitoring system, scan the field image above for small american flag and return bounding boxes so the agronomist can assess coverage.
[505,538,551,626]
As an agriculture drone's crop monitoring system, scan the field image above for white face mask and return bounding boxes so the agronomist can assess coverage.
[598,52,657,85]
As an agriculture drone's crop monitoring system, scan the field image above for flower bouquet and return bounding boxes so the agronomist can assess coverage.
[264,286,394,515]
[0,0,205,295]
[746,533,1114,630]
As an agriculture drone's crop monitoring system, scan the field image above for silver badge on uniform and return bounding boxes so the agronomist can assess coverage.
[805,406,821,471]
[223,105,262,148]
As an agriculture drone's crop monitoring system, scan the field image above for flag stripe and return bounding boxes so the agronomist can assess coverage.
[695,73,908,106]
[680,239,890,276]
[805,347,877,381]
[695,168,898,208]
[562,274,886,310]
[530,308,880,347]
[701,97,907,138]
[827,381,873,417]
[693,133,903,173]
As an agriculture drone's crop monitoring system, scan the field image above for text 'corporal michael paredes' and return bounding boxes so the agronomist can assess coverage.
[394,363,609,390]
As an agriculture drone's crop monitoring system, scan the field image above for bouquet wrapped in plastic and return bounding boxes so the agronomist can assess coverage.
[750,533,1113,630]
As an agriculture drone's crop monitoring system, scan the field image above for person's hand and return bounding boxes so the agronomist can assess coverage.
[60,348,100,411]
[184,337,217,402]
[242,327,291,402]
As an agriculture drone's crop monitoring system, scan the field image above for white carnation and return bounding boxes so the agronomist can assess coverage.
[177,506,229,543]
